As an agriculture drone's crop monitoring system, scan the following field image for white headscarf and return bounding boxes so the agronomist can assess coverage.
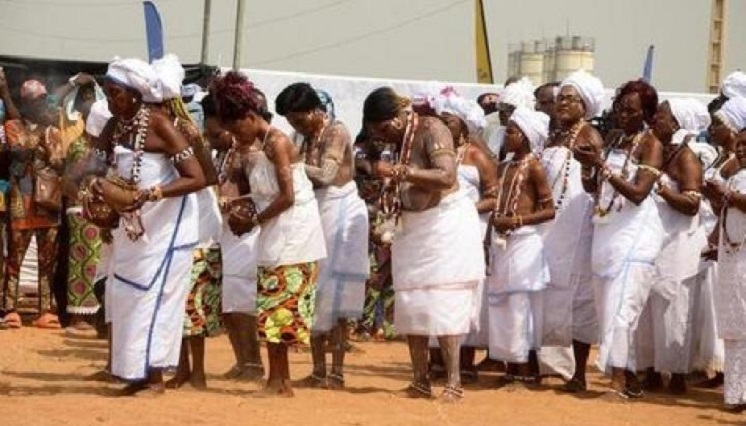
[85,99,112,138]
[501,77,535,110]
[669,98,710,145]
[723,71,746,100]
[689,142,719,169]
[152,54,185,101]
[510,106,550,154]
[63,80,106,122]
[716,97,746,133]
[430,87,486,134]
[105,57,163,103]
[560,70,605,119]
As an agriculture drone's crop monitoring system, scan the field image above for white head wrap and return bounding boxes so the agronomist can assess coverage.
[723,71,746,100]
[560,70,606,119]
[716,97,746,133]
[152,54,185,101]
[430,87,486,134]
[689,142,719,169]
[105,57,163,103]
[510,106,550,154]
[85,99,112,138]
[667,98,711,146]
[501,77,535,110]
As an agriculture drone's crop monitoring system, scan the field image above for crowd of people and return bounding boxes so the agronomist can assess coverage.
[1,55,746,409]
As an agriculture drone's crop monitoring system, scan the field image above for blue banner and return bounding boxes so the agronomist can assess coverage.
[642,45,655,83]
[143,1,164,62]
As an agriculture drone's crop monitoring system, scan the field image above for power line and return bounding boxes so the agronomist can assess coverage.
[0,0,359,42]
[253,0,470,66]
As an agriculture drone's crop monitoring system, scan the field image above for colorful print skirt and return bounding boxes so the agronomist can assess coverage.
[66,211,102,315]
[257,262,318,345]
[183,247,223,337]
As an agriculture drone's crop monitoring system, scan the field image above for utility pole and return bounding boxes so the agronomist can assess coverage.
[200,0,212,64]
[233,0,246,69]
[707,0,727,93]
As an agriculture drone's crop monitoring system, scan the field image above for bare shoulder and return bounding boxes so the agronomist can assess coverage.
[418,116,453,149]
[324,121,351,145]
[265,128,295,159]
[578,124,604,149]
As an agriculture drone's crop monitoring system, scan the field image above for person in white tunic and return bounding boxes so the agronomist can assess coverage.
[213,71,326,398]
[573,79,664,400]
[487,107,555,388]
[95,58,205,395]
[636,99,706,395]
[202,94,264,381]
[275,83,369,389]
[363,87,484,402]
[704,97,746,410]
[542,70,605,393]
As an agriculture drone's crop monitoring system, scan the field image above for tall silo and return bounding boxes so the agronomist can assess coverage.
[554,36,595,81]
[543,39,557,83]
[519,40,545,86]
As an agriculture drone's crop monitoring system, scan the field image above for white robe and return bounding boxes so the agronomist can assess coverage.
[716,169,746,405]
[638,175,707,373]
[393,190,483,336]
[539,146,596,347]
[312,180,370,332]
[592,149,664,373]
[487,226,549,364]
[110,147,198,381]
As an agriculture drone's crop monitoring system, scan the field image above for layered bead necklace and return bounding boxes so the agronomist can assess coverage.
[111,105,150,185]
[721,171,746,254]
[594,131,643,218]
[542,120,585,212]
[491,153,533,249]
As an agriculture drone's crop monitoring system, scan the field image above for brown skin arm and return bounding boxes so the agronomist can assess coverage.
[181,120,218,185]
[522,159,556,225]
[255,131,295,224]
[469,143,498,214]
[305,122,347,186]
[725,188,746,214]
[401,120,457,190]
[147,112,206,198]
[591,132,663,205]
[658,148,702,216]
[704,157,739,210]
[574,126,604,194]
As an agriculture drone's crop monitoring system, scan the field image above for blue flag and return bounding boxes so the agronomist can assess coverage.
[642,45,654,83]
[143,1,164,62]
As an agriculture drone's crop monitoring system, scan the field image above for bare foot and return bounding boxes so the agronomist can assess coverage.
[165,373,190,390]
[223,364,243,379]
[253,380,294,398]
[695,372,724,389]
[117,381,147,397]
[438,385,464,404]
[295,374,329,389]
[135,383,165,398]
[190,372,207,390]
[394,383,433,399]
[236,365,265,382]
[669,374,687,395]
[476,358,506,373]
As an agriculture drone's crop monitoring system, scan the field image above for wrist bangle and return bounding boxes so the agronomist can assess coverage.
[147,185,163,202]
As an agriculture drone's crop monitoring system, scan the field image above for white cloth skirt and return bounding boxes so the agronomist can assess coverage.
[395,282,477,336]
[219,226,259,314]
[488,291,544,364]
[725,339,746,405]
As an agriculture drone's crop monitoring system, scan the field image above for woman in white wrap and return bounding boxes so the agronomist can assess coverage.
[202,94,264,381]
[364,87,484,402]
[573,79,664,400]
[704,97,746,410]
[275,83,369,390]
[543,70,605,393]
[423,88,497,383]
[96,58,205,395]
[213,72,326,398]
[636,99,706,395]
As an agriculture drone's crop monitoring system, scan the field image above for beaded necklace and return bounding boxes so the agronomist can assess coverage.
[217,137,237,186]
[455,134,468,166]
[721,170,746,254]
[491,153,533,248]
[543,121,585,212]
[378,111,418,231]
[111,105,150,185]
[301,114,332,166]
[594,131,643,217]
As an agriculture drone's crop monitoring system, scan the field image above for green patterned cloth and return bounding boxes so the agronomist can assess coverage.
[66,211,102,314]
[257,262,318,345]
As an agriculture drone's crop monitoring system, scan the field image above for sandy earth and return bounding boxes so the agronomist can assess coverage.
[0,328,741,426]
